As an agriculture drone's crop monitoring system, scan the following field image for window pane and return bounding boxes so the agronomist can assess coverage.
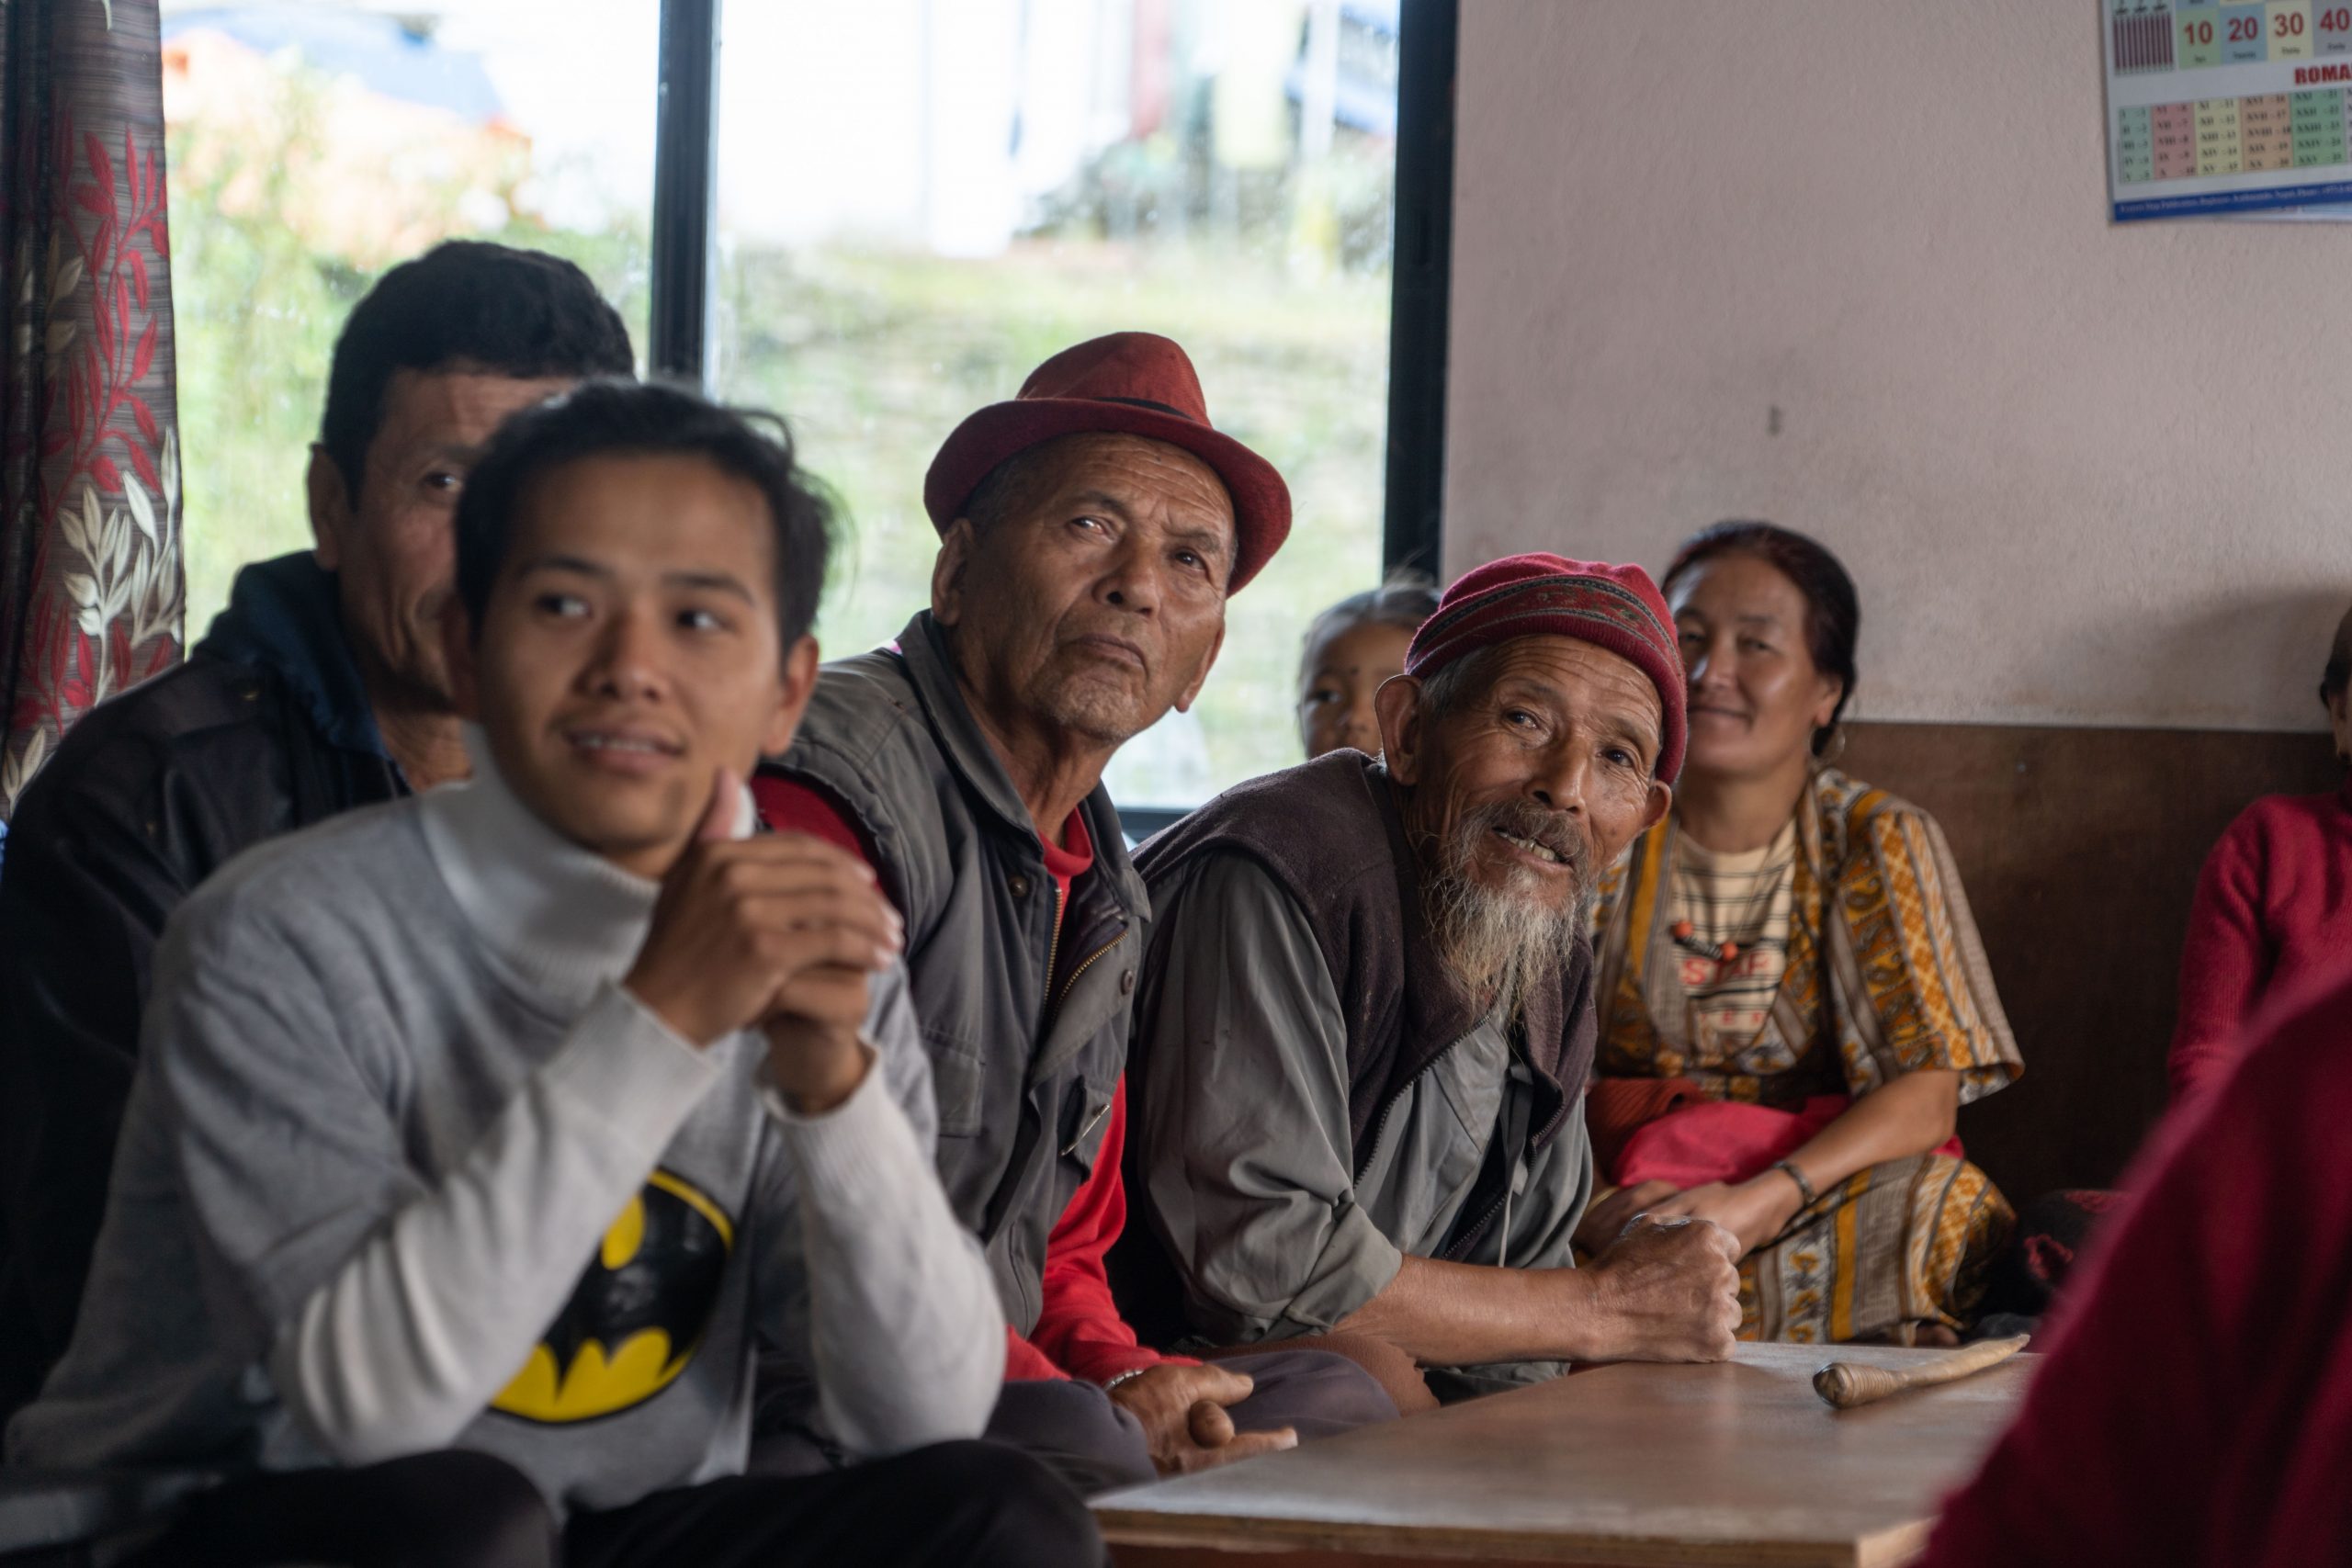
[163,0,658,639]
[715,0,1399,806]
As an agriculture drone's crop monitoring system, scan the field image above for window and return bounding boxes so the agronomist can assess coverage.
[712,0,1403,807]
[163,0,1441,807]
[163,0,658,637]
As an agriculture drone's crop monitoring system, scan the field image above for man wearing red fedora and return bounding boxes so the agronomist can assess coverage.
[752,334,1396,1491]
[1125,555,1746,1413]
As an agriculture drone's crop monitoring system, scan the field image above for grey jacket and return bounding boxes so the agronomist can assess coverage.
[772,614,1146,1337]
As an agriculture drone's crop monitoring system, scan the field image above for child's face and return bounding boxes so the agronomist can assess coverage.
[454,451,812,878]
[1298,618,1415,760]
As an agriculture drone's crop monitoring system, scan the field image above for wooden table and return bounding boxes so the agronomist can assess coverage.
[1093,1343,2034,1568]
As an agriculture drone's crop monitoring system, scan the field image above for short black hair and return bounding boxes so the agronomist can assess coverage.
[1664,520,1861,756]
[320,241,635,502]
[454,379,834,650]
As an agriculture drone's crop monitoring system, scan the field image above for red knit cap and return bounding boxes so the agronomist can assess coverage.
[1405,553,1688,783]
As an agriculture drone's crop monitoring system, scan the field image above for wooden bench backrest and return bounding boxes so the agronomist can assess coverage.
[1838,721,2338,1196]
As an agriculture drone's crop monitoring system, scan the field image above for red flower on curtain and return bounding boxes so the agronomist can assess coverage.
[1,0,183,816]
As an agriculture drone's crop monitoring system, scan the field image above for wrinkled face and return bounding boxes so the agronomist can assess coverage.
[311,367,578,710]
[934,432,1234,751]
[448,453,815,879]
[1381,637,1673,918]
[1670,552,1841,782]
[1299,618,1415,760]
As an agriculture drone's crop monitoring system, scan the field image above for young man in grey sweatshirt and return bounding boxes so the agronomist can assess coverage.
[7,382,1103,1567]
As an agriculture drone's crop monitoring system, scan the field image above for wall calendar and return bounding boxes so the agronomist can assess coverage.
[2106,0,2352,219]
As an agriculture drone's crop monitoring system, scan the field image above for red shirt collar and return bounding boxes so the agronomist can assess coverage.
[1041,809,1094,883]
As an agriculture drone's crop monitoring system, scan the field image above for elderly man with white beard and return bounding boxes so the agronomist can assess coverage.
[1123,555,1743,1413]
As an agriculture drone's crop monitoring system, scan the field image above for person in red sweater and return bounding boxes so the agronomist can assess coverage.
[1917,959,2352,1568]
[2168,605,2352,1103]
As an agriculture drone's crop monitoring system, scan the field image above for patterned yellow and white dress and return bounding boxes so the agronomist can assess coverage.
[1589,769,2024,1344]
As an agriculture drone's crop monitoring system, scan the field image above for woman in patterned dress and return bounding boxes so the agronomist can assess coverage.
[1580,523,2021,1345]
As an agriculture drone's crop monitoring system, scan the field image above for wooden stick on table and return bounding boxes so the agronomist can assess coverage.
[1813,1335,2031,1410]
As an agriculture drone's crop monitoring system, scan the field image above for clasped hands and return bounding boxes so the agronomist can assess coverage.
[625,768,901,1113]
[1105,1362,1298,1476]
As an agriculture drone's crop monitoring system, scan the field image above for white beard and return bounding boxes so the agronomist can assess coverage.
[1422,817,1590,1031]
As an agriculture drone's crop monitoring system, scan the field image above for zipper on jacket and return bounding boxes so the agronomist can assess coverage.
[1046,935,1125,1159]
[1442,1189,1509,1264]
[1043,879,1064,998]
[1352,1020,1475,1183]
[1040,871,1126,1030]
[1441,1057,1546,1264]
[1052,934,1120,1012]
[1352,1015,1568,1186]
[1353,1089,1411,1183]
[1061,1096,1114,1157]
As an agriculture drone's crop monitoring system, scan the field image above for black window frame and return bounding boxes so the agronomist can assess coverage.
[1384,0,1457,583]
[650,0,721,384]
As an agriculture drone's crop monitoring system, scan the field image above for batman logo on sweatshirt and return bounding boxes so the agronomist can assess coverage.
[490,1168,733,1423]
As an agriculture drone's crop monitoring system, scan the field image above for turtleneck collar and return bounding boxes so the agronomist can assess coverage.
[417,727,754,1005]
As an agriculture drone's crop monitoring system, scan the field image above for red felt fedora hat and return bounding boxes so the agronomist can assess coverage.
[922,332,1293,593]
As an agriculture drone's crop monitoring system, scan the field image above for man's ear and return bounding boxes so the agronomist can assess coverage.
[439,594,481,721]
[760,635,822,759]
[1639,777,1673,836]
[1373,674,1427,783]
[1171,616,1227,714]
[307,445,354,569]
[931,519,976,627]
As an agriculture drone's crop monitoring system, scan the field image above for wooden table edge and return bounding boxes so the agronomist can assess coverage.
[1092,1503,1930,1567]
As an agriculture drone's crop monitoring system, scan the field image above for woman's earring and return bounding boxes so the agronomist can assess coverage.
[1817,726,1849,765]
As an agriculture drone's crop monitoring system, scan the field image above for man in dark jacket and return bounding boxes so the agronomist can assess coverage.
[754,333,1396,1491]
[0,241,634,1416]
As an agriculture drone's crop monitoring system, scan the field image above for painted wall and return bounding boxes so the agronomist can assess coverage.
[1445,0,2352,731]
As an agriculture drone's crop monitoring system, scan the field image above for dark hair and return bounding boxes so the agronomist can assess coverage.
[454,379,835,650]
[1663,520,1860,754]
[1298,570,1440,685]
[321,242,635,502]
[2324,603,2352,709]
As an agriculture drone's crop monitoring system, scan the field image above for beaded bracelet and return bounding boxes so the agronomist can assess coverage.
[1772,1158,1818,1208]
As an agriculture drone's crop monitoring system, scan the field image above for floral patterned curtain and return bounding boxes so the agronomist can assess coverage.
[0,0,180,818]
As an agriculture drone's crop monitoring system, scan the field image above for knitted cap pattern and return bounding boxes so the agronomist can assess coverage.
[1405,553,1688,784]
